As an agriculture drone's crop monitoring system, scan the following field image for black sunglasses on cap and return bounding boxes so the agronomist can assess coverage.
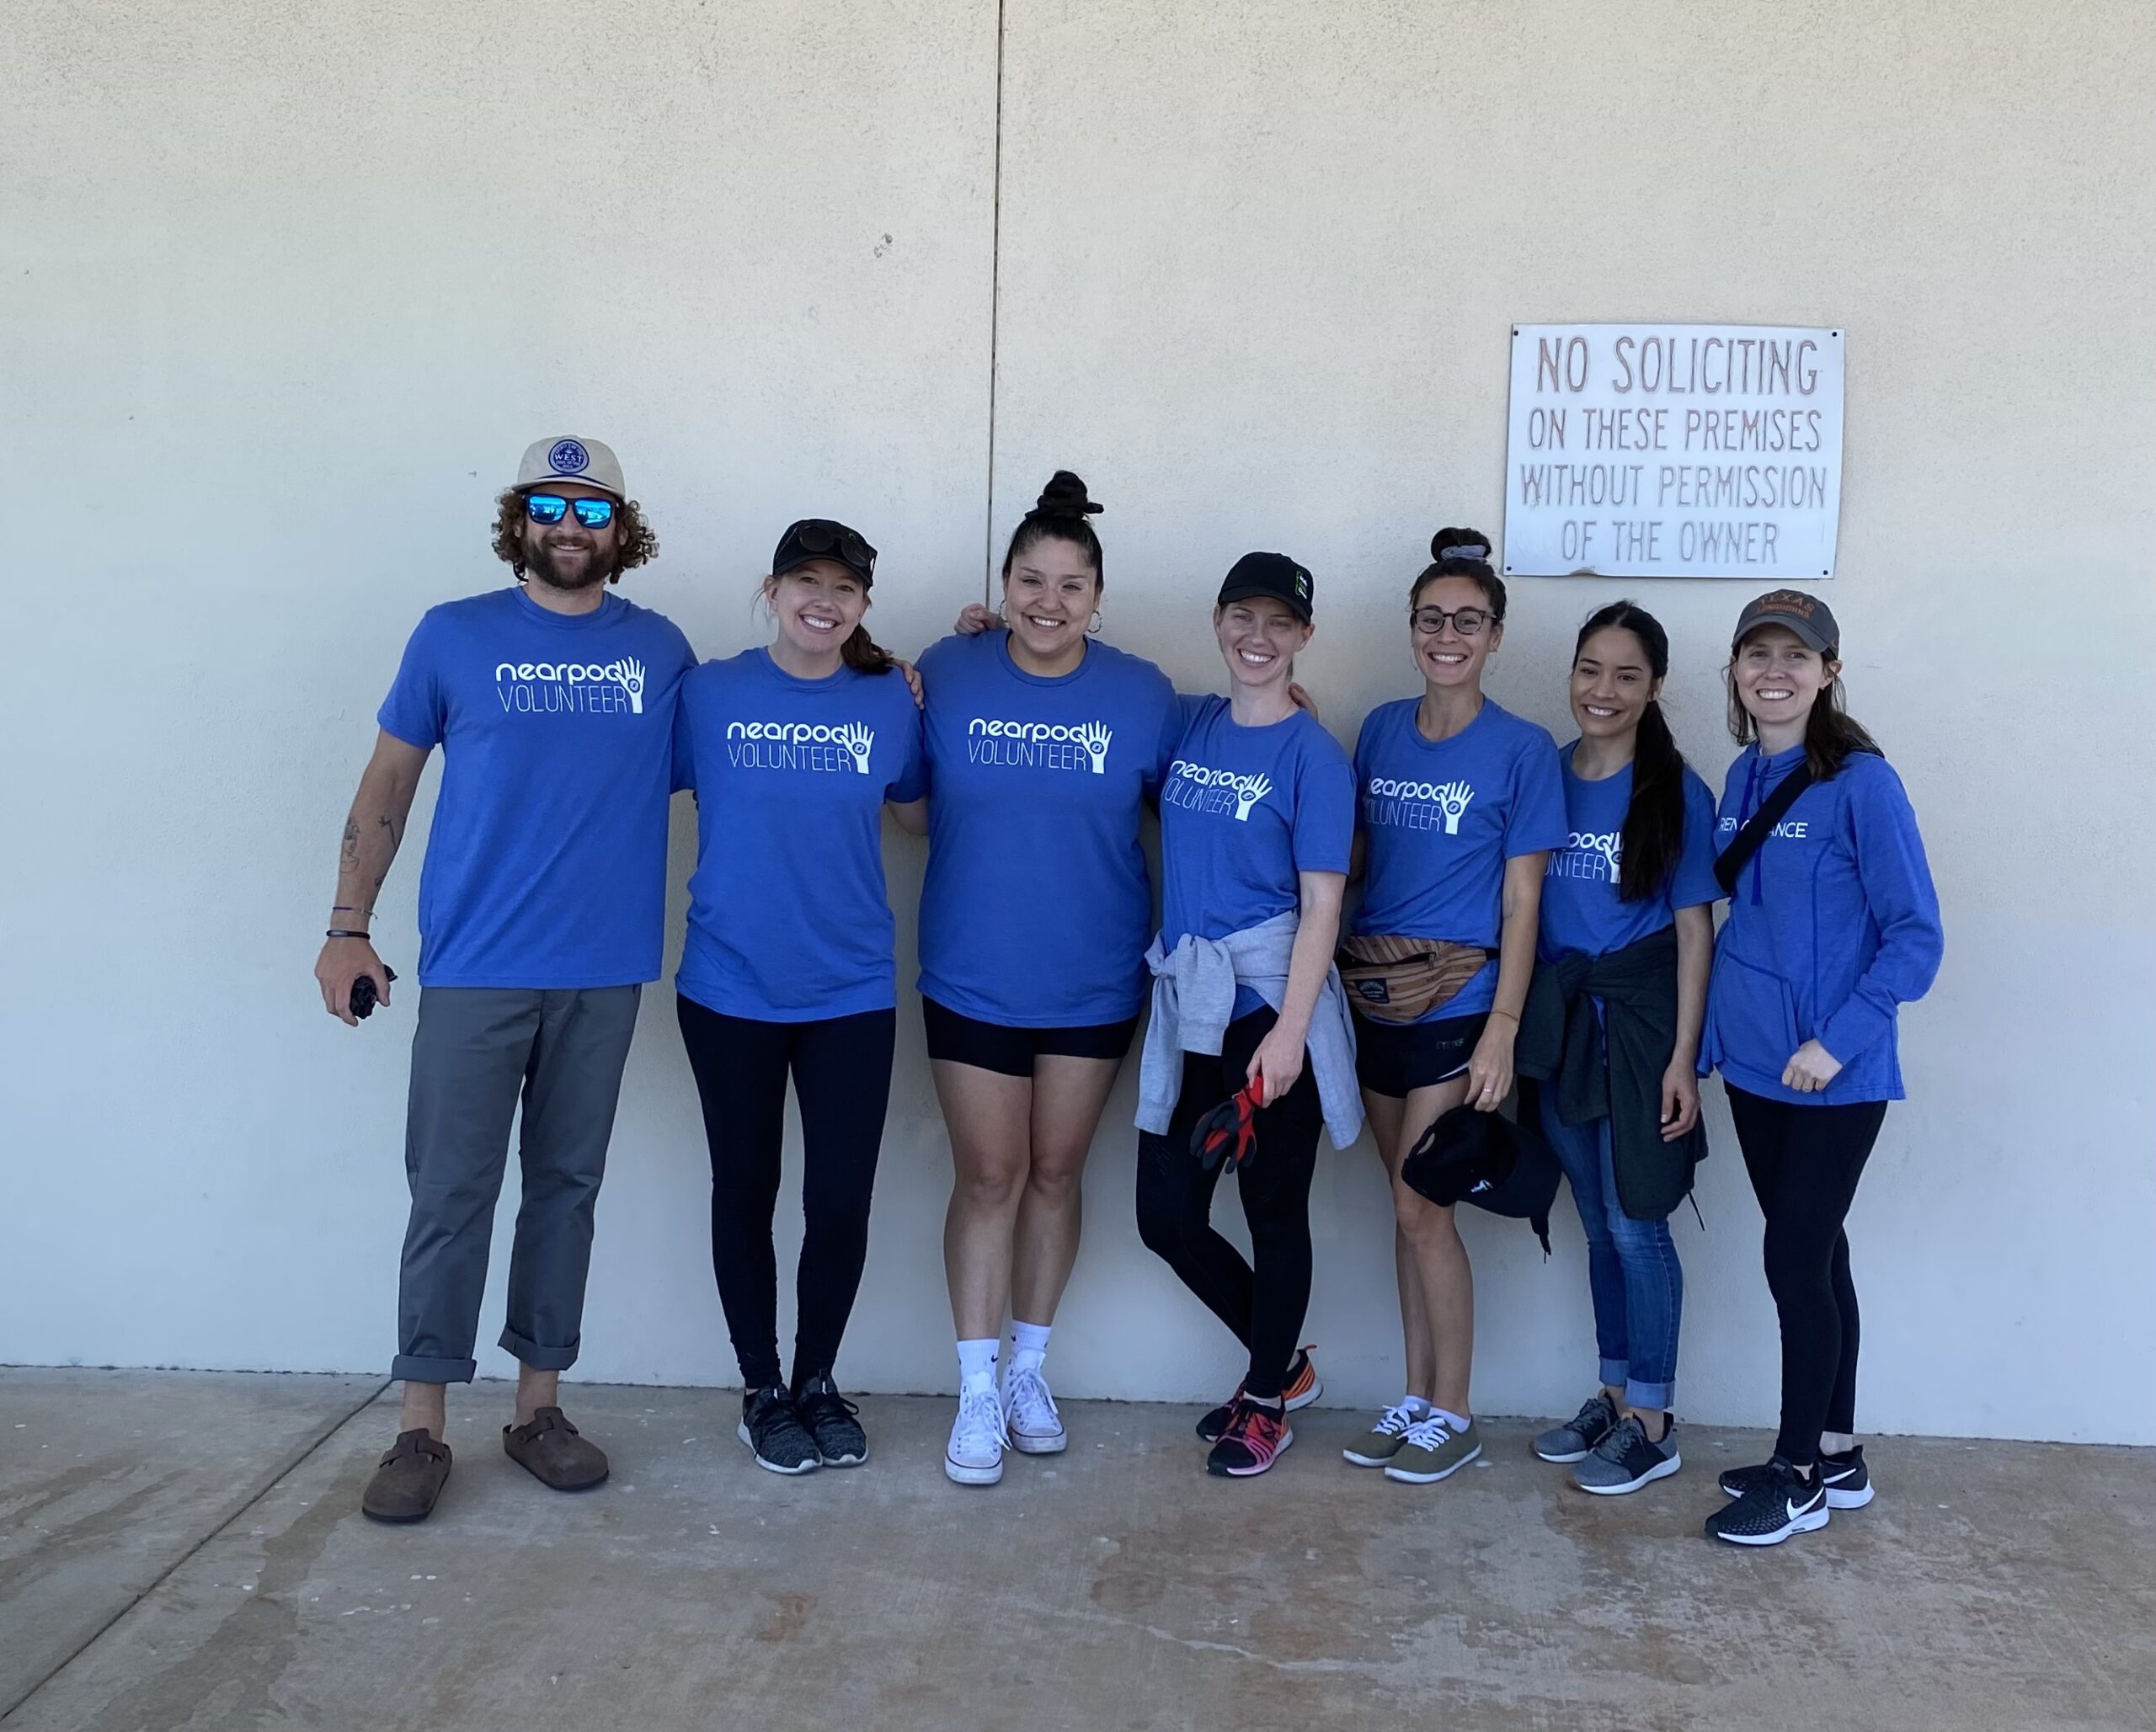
[773,519,877,584]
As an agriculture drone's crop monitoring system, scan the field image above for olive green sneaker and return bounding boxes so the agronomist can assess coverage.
[1383,1414,1482,1484]
[1342,1398,1424,1468]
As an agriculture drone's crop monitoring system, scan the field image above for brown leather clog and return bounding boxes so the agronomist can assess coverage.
[503,1406,610,1491]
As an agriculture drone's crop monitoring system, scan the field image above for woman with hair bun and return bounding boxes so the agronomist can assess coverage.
[1339,530,1566,1490]
[913,473,1184,1487]
[1517,601,1718,1498]
[1702,590,1940,1547]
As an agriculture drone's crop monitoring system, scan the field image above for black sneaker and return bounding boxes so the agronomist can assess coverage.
[738,1387,819,1475]
[793,1372,868,1468]
[1720,1445,1873,1509]
[1704,1456,1829,1546]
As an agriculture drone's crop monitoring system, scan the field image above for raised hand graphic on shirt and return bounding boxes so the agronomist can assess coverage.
[1433,779,1474,834]
[834,720,875,774]
[1075,721,1113,774]
[616,656,647,715]
[1233,772,1274,821]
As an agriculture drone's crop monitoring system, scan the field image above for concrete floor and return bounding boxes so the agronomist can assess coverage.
[3,1373,2152,1732]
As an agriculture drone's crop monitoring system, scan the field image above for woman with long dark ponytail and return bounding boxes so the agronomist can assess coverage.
[1701,589,1941,1546]
[1516,602,1720,1496]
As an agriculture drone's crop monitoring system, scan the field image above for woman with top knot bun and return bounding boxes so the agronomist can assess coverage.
[1338,530,1566,1490]
[906,472,1184,1487]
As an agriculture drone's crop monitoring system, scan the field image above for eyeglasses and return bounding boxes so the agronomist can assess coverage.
[782,519,877,576]
[525,494,616,529]
[1411,605,1492,637]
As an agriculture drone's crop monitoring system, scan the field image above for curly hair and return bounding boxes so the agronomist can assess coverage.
[491,489,659,584]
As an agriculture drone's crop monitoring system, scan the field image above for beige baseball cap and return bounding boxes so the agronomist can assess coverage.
[514,435,627,498]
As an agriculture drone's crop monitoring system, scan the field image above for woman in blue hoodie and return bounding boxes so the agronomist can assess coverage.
[1701,589,1942,1548]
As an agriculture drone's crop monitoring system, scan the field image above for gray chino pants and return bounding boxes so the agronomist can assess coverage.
[392,985,641,1384]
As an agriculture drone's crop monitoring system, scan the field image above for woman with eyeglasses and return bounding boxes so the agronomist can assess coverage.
[909,473,1184,1487]
[1701,589,1940,1547]
[1338,530,1566,1489]
[1515,602,1718,1498]
[672,518,926,1479]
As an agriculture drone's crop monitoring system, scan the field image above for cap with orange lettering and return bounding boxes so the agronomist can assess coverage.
[1732,589,1838,655]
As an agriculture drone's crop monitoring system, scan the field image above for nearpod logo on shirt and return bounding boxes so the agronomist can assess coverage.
[1363,775,1475,834]
[1550,829,1622,882]
[494,656,648,716]
[726,719,875,775]
[966,717,1112,774]
[1165,759,1273,821]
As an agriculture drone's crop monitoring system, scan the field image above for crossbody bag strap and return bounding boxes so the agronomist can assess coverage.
[1713,762,1815,894]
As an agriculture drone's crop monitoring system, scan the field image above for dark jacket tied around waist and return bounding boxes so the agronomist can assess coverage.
[1515,924,1705,1222]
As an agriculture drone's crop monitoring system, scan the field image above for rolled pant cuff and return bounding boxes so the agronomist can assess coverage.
[392,1352,478,1384]
[1625,1378,1675,1412]
[1598,1358,1630,1393]
[500,1325,579,1372]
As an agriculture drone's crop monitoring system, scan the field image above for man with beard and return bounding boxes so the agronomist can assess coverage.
[315,436,694,1523]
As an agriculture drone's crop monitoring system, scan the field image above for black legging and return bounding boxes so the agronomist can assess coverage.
[676,996,895,1392]
[1726,1085,1889,1464]
[1136,1007,1324,1402]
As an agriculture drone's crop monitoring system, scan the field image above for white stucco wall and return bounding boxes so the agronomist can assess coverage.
[5,0,2152,1443]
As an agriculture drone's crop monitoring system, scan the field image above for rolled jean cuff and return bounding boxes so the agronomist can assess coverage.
[1598,1357,1630,1393]
[392,1352,478,1384]
[1625,1376,1675,1412]
[500,1324,579,1372]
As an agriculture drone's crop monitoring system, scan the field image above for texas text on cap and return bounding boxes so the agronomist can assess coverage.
[1733,588,1839,655]
[1217,551,1315,623]
[515,435,627,499]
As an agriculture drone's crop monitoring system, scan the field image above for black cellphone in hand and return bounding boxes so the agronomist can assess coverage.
[350,964,398,1021]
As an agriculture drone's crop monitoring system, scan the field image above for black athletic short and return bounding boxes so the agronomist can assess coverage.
[921,995,1139,1079]
[1353,1010,1491,1099]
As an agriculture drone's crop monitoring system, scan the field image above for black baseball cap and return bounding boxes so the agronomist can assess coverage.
[1217,552,1315,624]
[1732,589,1838,655]
[772,518,877,586]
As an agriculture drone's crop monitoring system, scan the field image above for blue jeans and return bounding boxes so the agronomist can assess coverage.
[1540,1093,1684,1412]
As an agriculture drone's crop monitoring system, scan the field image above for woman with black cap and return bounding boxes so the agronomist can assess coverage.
[1516,601,1719,1497]
[672,519,926,1478]
[910,473,1184,1488]
[1338,531,1566,1489]
[1131,552,1362,1478]
[1702,589,1941,1546]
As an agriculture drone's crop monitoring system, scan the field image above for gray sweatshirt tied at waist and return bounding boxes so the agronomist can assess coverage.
[1136,909,1365,1152]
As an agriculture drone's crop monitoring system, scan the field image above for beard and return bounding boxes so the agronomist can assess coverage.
[525,536,613,593]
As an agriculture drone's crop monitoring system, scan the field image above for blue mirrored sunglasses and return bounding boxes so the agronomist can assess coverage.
[525,493,616,528]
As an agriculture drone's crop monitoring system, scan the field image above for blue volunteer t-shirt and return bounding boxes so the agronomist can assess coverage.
[376,586,696,989]
[1538,743,1723,962]
[1159,697,1355,1014]
[916,631,1182,1027]
[1351,697,1566,1020]
[674,648,926,1022]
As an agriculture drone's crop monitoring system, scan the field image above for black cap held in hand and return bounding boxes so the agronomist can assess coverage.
[1031,471,1103,520]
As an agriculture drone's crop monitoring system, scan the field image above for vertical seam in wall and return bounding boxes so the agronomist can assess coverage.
[982,0,1006,600]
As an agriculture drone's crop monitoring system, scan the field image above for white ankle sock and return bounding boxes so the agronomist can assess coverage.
[1430,1406,1470,1432]
[1010,1319,1052,1374]
[1399,1394,1433,1417]
[957,1337,999,1393]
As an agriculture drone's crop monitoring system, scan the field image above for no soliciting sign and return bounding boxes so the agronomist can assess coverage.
[1502,324,1844,580]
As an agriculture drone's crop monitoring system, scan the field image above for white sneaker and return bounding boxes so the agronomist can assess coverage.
[945,1383,1006,1486]
[1003,1361,1068,1455]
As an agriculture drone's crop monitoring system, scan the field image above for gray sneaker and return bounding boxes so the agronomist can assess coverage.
[1533,1392,1619,1463]
[1573,1415,1681,1495]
